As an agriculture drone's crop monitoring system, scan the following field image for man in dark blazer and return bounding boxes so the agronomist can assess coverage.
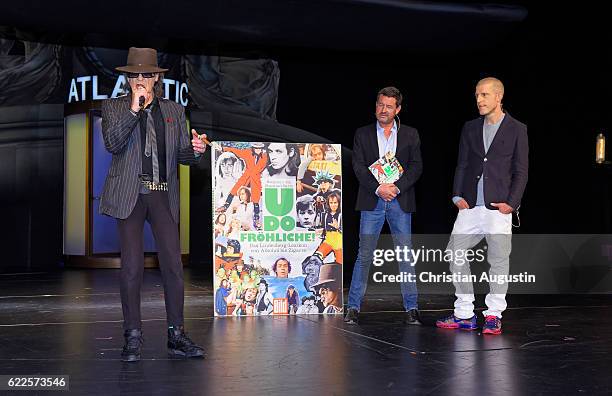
[344,87,423,325]
[436,77,528,335]
[100,47,207,361]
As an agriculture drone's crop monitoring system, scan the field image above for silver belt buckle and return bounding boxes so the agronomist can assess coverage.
[141,180,168,191]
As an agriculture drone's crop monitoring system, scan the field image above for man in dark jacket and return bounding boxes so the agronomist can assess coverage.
[344,87,423,325]
[100,47,207,361]
[436,77,528,335]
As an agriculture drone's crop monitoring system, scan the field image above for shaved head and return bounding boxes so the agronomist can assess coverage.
[477,77,505,97]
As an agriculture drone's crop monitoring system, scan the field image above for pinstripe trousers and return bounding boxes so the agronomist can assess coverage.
[117,191,184,330]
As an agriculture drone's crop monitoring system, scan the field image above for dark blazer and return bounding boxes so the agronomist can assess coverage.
[452,112,528,210]
[99,96,201,222]
[352,123,423,212]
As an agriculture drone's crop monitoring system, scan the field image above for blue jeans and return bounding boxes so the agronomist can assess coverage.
[347,198,418,311]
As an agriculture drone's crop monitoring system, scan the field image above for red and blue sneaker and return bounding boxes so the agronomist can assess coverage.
[482,315,502,335]
[435,314,477,330]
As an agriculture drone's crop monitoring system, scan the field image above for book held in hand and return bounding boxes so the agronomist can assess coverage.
[368,152,404,184]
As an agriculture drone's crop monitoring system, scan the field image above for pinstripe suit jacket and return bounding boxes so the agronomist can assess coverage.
[99,95,201,222]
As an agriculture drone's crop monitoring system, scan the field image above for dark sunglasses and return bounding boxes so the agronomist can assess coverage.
[126,72,156,79]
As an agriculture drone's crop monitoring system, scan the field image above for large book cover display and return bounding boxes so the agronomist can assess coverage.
[212,142,344,316]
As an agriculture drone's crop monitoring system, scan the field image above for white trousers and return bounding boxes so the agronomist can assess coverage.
[447,206,512,319]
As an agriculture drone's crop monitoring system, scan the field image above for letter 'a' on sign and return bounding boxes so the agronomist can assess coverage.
[211,141,344,317]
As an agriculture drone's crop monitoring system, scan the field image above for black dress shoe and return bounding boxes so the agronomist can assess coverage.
[404,309,423,325]
[121,329,143,362]
[344,308,359,324]
[168,326,205,358]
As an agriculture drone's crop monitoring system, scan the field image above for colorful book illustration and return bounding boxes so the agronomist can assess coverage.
[369,153,404,184]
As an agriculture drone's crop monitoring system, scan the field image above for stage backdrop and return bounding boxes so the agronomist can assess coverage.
[212,141,343,316]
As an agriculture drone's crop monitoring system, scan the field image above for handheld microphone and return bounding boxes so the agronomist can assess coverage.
[138,96,145,110]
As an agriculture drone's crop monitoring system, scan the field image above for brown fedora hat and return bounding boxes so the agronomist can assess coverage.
[116,47,168,73]
[311,263,341,289]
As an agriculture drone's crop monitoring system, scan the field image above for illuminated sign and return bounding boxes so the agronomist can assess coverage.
[67,75,189,106]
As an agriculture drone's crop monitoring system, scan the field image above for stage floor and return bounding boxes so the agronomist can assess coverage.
[0,269,610,395]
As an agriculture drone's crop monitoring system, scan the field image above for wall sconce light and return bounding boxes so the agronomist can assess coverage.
[596,133,606,164]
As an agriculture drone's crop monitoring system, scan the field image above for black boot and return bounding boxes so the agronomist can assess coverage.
[121,329,143,362]
[344,308,359,325]
[404,309,423,325]
[167,326,204,358]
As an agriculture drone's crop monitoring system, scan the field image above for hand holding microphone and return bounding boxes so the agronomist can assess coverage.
[130,84,148,112]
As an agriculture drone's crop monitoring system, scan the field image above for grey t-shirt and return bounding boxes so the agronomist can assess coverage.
[476,114,505,206]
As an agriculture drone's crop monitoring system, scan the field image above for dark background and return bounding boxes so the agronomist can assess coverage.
[0,1,611,273]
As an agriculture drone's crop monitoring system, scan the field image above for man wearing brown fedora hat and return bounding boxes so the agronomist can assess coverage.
[99,47,207,362]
